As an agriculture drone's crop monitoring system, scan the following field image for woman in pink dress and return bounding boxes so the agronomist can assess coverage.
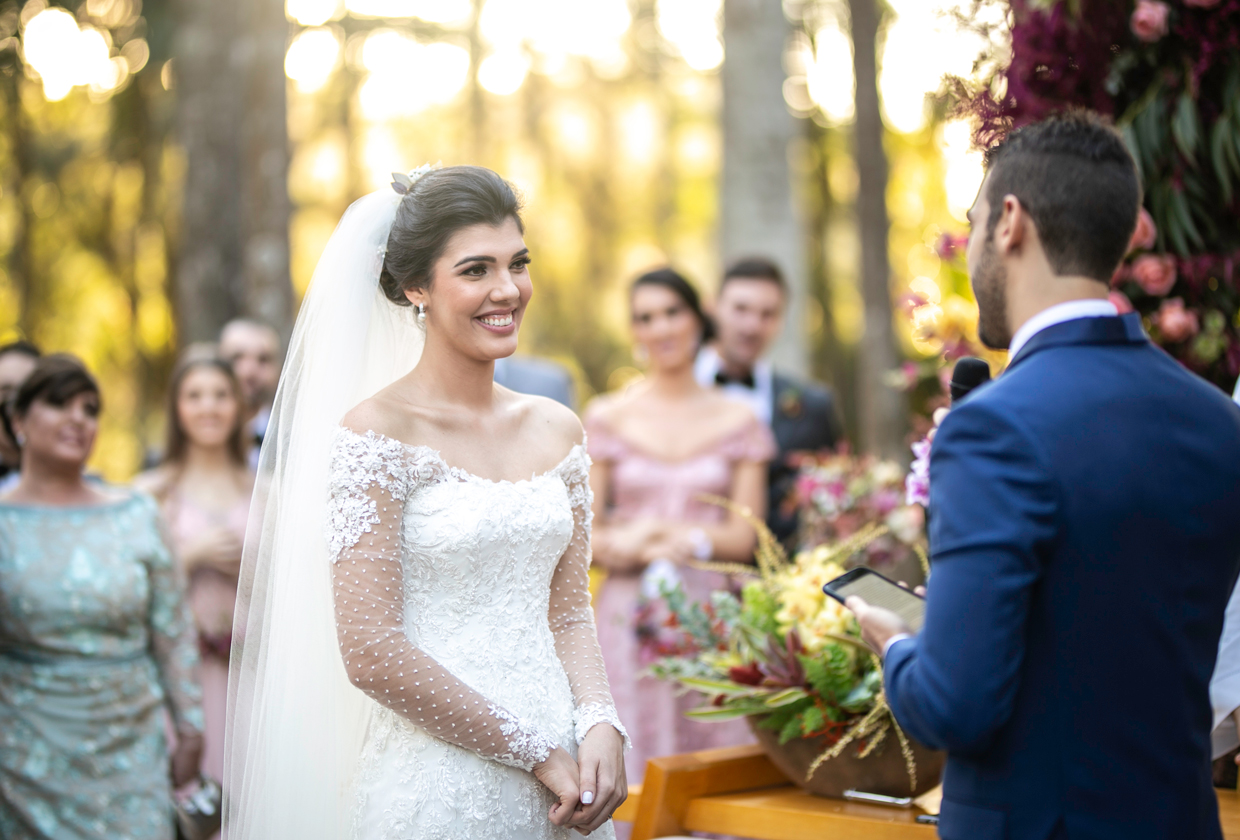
[137,355,253,789]
[586,268,774,785]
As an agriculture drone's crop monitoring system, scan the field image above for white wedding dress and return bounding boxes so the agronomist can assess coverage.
[326,427,627,840]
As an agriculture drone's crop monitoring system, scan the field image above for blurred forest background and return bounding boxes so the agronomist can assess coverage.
[0,0,1002,479]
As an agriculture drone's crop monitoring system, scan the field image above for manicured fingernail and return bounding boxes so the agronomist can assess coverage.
[581,791,594,805]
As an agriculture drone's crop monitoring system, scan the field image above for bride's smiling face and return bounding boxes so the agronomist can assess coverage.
[406,216,532,361]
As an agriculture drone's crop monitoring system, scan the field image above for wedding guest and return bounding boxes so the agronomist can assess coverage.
[219,319,281,465]
[0,354,204,839]
[0,340,40,492]
[586,268,775,784]
[694,257,841,544]
[495,355,576,409]
[135,355,253,785]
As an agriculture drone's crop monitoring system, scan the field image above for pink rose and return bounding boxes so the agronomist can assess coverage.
[1128,207,1157,253]
[1131,254,1177,297]
[1108,290,1134,314]
[1154,298,1200,343]
[1131,0,1170,42]
[935,233,969,260]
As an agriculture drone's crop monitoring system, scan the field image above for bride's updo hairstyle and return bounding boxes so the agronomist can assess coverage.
[379,165,524,307]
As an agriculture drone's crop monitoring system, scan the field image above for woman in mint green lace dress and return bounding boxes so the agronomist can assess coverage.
[0,355,204,840]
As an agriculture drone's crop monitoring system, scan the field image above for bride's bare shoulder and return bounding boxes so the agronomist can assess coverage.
[339,390,421,443]
[514,392,584,452]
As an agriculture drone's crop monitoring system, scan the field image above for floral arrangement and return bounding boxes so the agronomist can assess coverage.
[648,502,925,786]
[893,242,1008,430]
[949,0,1240,390]
[790,453,927,582]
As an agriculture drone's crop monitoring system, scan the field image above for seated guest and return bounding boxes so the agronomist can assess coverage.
[136,355,253,786]
[695,258,841,544]
[219,319,281,466]
[586,268,775,784]
[0,354,204,839]
[0,340,40,492]
[848,114,1240,840]
[495,354,576,409]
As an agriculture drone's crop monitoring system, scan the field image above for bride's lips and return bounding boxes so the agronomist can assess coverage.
[475,309,517,335]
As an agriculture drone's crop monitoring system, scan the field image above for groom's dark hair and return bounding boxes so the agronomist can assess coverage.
[983,111,1140,283]
[380,166,524,306]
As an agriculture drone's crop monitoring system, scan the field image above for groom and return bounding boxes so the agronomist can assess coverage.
[848,113,1240,839]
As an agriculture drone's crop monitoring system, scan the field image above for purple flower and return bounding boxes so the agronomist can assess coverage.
[905,437,932,507]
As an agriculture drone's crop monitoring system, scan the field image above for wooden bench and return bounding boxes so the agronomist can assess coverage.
[613,744,1240,840]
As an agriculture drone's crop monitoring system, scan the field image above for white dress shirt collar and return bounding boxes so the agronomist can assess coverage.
[694,346,774,424]
[1007,298,1119,361]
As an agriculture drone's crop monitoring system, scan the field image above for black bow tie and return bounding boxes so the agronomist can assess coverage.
[715,370,756,389]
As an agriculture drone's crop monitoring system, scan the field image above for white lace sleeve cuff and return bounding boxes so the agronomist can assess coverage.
[490,704,558,771]
[573,702,631,750]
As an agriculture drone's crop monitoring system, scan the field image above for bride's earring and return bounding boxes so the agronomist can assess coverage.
[633,342,649,366]
[416,303,426,325]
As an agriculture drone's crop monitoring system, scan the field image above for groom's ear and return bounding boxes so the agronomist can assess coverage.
[994,194,1029,256]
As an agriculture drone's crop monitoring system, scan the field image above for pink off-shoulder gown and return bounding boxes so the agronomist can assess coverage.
[162,491,249,785]
[586,413,776,784]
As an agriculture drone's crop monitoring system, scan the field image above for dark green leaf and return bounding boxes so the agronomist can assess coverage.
[779,714,804,744]
[1169,188,1205,251]
[800,704,826,736]
[1172,93,1200,163]
[1123,125,1145,185]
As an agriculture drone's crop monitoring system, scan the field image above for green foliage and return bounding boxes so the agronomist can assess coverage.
[801,645,856,705]
[799,703,826,737]
[740,580,781,638]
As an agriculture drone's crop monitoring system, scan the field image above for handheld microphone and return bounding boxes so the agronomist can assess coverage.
[950,357,991,404]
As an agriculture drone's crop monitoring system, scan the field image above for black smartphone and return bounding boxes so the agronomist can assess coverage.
[822,567,926,633]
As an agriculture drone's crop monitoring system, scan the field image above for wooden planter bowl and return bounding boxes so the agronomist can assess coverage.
[748,716,945,800]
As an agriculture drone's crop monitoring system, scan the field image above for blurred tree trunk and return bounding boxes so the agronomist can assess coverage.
[807,118,858,445]
[849,0,905,458]
[1,69,36,337]
[721,0,809,377]
[173,0,291,345]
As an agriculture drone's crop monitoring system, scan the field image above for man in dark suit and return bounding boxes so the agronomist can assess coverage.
[848,113,1240,839]
[694,257,841,543]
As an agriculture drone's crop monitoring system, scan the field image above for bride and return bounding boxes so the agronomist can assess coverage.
[223,165,628,840]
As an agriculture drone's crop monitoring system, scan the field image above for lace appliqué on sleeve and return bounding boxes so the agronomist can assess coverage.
[573,701,631,749]
[488,704,558,770]
[326,429,413,561]
[548,445,631,750]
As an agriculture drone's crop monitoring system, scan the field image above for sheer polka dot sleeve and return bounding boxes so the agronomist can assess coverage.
[549,447,631,748]
[327,429,557,771]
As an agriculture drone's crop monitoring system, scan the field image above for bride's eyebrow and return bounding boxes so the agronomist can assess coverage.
[453,255,495,267]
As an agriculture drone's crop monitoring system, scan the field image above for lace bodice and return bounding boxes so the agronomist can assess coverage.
[326,428,628,773]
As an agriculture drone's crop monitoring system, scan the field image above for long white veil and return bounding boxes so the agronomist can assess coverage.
[223,189,423,839]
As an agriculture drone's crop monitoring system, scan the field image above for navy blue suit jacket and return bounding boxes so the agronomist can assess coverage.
[885,313,1240,840]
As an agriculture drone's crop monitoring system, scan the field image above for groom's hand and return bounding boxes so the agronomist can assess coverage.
[845,596,912,656]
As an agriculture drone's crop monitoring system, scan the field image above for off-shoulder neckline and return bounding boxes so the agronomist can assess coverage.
[337,426,587,487]
[586,411,766,464]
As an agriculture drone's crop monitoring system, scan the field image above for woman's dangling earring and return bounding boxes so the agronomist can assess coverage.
[416,303,426,325]
[633,343,649,366]
[14,433,25,447]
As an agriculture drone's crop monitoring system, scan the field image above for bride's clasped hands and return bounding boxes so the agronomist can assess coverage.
[536,725,627,834]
